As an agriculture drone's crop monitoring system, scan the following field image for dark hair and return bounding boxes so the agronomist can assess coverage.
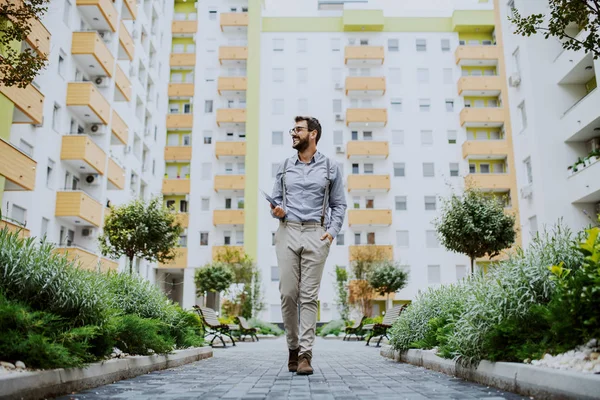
[295,116,322,144]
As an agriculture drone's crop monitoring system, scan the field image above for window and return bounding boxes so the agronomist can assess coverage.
[41,217,49,238]
[416,39,427,52]
[297,38,307,53]
[202,131,212,144]
[441,39,450,52]
[393,163,405,177]
[208,9,217,20]
[426,231,439,248]
[273,38,284,51]
[450,163,459,177]
[420,130,433,146]
[529,215,538,235]
[58,51,66,77]
[354,233,361,245]
[445,99,454,112]
[518,101,527,131]
[46,159,55,187]
[331,38,341,51]
[352,164,359,174]
[297,68,307,84]
[389,68,401,84]
[524,157,533,184]
[351,131,358,140]
[272,68,284,83]
[365,197,374,209]
[298,98,308,114]
[19,139,33,157]
[366,232,375,245]
[271,163,279,178]
[52,104,60,131]
[201,163,212,180]
[480,164,490,174]
[428,265,441,284]
[364,163,374,174]
[419,99,430,112]
[180,200,188,212]
[456,265,467,280]
[271,266,280,281]
[204,100,213,113]
[424,196,437,211]
[423,163,435,177]
[512,47,521,74]
[201,198,210,211]
[11,204,26,225]
[395,196,407,211]
[417,68,429,83]
[443,68,453,84]
[390,98,402,112]
[336,233,344,246]
[200,232,209,246]
[272,131,283,145]
[272,99,284,115]
[388,38,399,52]
[447,130,457,144]
[396,230,409,247]
[392,130,404,145]
[63,0,71,26]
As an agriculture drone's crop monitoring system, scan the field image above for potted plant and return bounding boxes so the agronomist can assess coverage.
[589,150,599,165]
[567,165,574,177]
[584,155,592,167]
[164,173,168,178]
[574,158,585,172]
[185,173,190,179]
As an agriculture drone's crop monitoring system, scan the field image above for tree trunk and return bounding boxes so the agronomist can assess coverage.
[128,256,134,274]
[386,293,393,312]
[470,257,474,275]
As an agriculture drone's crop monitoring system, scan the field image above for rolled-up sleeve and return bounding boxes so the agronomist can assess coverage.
[326,164,347,239]
[270,161,284,219]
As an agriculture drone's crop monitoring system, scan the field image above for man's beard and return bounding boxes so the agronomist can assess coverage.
[292,136,309,152]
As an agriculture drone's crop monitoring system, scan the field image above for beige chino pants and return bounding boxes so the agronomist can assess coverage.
[275,220,331,357]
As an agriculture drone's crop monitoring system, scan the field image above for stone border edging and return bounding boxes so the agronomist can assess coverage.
[0,347,213,400]
[380,346,600,400]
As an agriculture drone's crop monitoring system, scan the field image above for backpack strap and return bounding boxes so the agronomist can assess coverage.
[320,157,332,227]
[281,158,289,221]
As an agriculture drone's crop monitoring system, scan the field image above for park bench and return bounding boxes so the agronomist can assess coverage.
[363,304,406,347]
[342,315,366,341]
[235,316,259,342]
[193,305,238,347]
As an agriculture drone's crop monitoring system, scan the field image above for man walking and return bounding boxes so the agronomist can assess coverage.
[270,116,347,375]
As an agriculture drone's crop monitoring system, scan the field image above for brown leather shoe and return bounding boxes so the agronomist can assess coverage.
[288,348,299,372]
[296,354,313,375]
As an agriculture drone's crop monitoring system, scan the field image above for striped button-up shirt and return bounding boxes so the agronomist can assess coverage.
[271,151,347,239]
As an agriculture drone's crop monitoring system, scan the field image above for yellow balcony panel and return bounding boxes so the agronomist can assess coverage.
[175,213,189,228]
[71,31,115,78]
[348,245,393,262]
[215,141,246,159]
[172,20,198,36]
[217,77,247,95]
[114,65,131,102]
[213,210,245,226]
[162,179,190,195]
[346,108,387,128]
[214,175,245,192]
[216,108,246,127]
[0,79,44,125]
[457,76,502,97]
[568,159,600,204]
[168,83,195,98]
[220,12,249,32]
[212,245,244,261]
[347,174,390,193]
[342,9,384,32]
[454,45,499,66]
[107,158,125,190]
[75,0,118,32]
[164,146,192,162]
[66,82,110,125]
[345,77,386,96]
[460,107,505,128]
[461,140,509,159]
[118,22,134,61]
[54,246,100,271]
[111,110,128,145]
[25,13,51,58]
[0,137,36,191]
[348,209,392,226]
[170,53,196,67]
[55,191,103,227]
[0,218,30,238]
[99,258,119,273]
[465,173,513,191]
[166,114,193,129]
[346,141,389,159]
[122,0,137,20]
[218,46,248,65]
[60,135,107,175]
[158,247,188,268]
[344,46,385,65]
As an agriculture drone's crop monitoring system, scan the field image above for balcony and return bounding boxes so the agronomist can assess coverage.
[212,245,244,261]
[75,0,118,32]
[348,209,392,226]
[218,46,248,65]
[114,65,131,102]
[347,174,390,193]
[216,108,246,127]
[213,210,245,226]
[214,175,245,192]
[170,53,196,67]
[166,114,193,129]
[175,213,189,228]
[0,217,30,238]
[66,82,110,124]
[99,258,118,273]
[24,10,51,57]
[54,246,102,271]
[454,45,499,66]
[60,135,106,175]
[344,46,384,65]
[162,179,191,195]
[567,159,600,204]
[346,141,389,159]
[122,0,137,20]
[164,146,192,162]
[71,31,114,78]
[345,77,386,96]
[0,138,36,191]
[0,79,44,125]
[172,20,197,36]
[107,158,125,190]
[461,140,509,159]
[158,248,188,268]
[562,88,600,143]
[118,22,134,61]
[465,173,513,191]
[553,30,591,84]
[55,191,103,227]
[348,245,393,262]
[215,141,246,159]
[220,12,249,32]
[346,108,387,128]
[217,77,247,95]
[110,110,128,145]
[168,83,194,98]
[457,76,502,96]
[460,107,505,128]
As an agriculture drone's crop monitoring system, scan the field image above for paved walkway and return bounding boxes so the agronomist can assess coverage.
[56,337,526,400]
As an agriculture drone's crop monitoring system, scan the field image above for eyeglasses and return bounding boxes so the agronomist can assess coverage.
[289,126,309,135]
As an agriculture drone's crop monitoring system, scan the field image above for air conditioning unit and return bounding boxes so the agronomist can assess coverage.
[82,228,97,238]
[459,40,466,45]
[335,114,344,122]
[322,302,330,310]
[85,173,100,186]
[94,76,110,88]
[520,184,533,199]
[335,146,345,154]
[88,124,107,135]
[98,31,112,43]
[334,82,343,90]
[508,73,521,87]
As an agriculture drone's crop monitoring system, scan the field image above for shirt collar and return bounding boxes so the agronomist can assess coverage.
[293,150,321,165]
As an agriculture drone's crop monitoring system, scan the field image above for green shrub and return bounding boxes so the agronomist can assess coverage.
[318,320,346,337]
[363,315,383,325]
[112,315,175,355]
[171,309,205,348]
[249,318,284,336]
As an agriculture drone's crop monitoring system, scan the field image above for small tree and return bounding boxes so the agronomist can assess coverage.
[99,197,183,274]
[0,0,50,87]
[348,246,389,317]
[367,261,409,312]
[333,265,350,321]
[194,263,234,299]
[435,189,516,275]
[509,1,600,59]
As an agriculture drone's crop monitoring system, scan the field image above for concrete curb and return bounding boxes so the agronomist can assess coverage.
[0,347,212,400]
[381,346,600,400]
